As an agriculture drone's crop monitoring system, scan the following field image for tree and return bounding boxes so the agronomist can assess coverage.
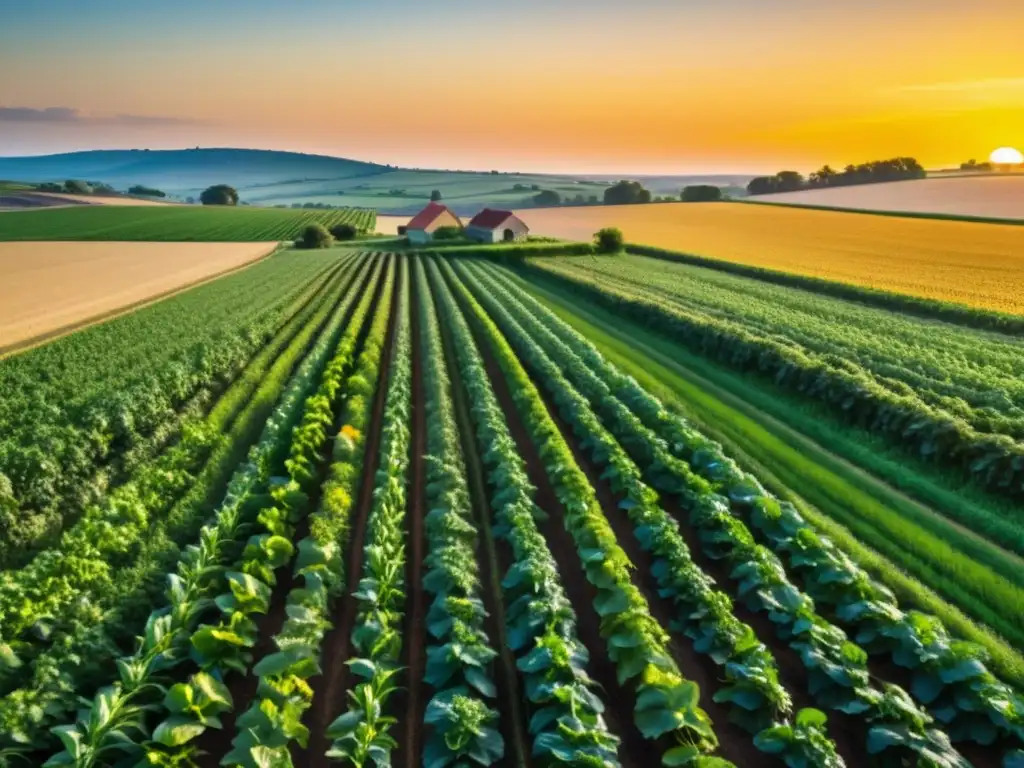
[64,180,92,195]
[296,223,333,249]
[185,196,196,204]
[595,227,624,253]
[604,180,651,205]
[200,184,239,206]
[775,171,804,192]
[330,223,358,241]
[128,184,166,198]
[533,189,562,206]
[430,189,443,201]
[746,176,777,195]
[681,185,722,202]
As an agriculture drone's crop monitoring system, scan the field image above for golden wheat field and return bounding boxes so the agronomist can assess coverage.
[517,202,1024,314]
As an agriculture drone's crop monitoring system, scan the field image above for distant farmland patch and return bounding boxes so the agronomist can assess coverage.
[0,241,277,353]
[754,175,1024,221]
[0,205,376,241]
[516,202,1024,314]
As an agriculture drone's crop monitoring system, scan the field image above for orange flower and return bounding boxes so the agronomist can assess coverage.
[340,424,361,441]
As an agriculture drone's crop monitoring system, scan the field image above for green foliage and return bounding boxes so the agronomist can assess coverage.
[427,257,623,765]
[128,185,167,198]
[200,184,239,206]
[63,179,92,194]
[533,189,562,206]
[473,261,1005,763]
[431,189,443,201]
[432,225,464,241]
[604,180,652,205]
[595,227,624,253]
[681,185,722,202]
[327,260,413,766]
[0,205,376,241]
[329,222,358,241]
[295,223,333,249]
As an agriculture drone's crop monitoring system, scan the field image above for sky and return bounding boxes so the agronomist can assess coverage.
[1,0,1022,174]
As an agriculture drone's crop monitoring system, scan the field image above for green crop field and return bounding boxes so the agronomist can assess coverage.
[1,248,1022,768]
[0,204,376,241]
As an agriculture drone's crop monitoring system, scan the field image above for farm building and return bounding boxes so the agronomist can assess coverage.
[466,209,530,243]
[405,202,462,244]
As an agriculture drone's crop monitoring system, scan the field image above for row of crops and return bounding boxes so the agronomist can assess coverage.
[526,254,1024,510]
[0,205,377,242]
[2,250,1021,767]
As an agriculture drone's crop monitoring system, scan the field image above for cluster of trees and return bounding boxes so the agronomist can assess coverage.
[604,180,652,205]
[748,157,925,195]
[200,184,239,206]
[681,185,723,202]
[295,222,359,249]
[39,180,116,195]
[128,185,166,198]
[960,159,994,172]
[277,201,349,210]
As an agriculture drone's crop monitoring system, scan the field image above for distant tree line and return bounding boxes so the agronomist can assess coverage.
[747,157,926,195]
[960,159,993,172]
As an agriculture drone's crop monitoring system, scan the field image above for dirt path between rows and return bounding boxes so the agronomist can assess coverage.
[396,267,428,768]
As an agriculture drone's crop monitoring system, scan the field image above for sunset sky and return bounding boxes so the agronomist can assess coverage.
[2,0,1022,174]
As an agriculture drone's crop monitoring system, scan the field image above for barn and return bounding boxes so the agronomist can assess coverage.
[405,202,463,244]
[465,209,530,243]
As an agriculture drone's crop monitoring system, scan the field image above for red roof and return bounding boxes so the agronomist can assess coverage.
[467,208,515,230]
[407,202,458,231]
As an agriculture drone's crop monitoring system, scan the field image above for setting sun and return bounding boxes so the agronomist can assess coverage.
[990,147,1024,165]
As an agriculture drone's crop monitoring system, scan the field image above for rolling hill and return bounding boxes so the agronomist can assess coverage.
[0,149,754,214]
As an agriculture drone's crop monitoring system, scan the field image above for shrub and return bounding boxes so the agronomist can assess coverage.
[295,223,334,249]
[430,189,443,201]
[200,184,239,206]
[604,180,651,205]
[330,223,359,241]
[433,225,464,241]
[64,180,93,195]
[681,185,723,202]
[595,227,624,253]
[533,189,562,206]
[128,184,167,198]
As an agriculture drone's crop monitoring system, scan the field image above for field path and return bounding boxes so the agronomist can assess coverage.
[0,241,277,355]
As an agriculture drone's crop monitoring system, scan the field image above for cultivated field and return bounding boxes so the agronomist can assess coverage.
[0,241,278,352]
[755,175,1024,221]
[0,204,376,241]
[518,201,1024,313]
[2,249,1022,768]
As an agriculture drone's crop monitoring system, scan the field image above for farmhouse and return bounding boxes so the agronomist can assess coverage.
[405,202,462,244]
[466,209,530,243]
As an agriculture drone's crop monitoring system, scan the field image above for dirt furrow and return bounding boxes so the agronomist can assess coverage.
[303,263,399,768]
[397,264,428,768]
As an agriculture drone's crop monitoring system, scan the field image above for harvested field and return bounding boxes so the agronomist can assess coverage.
[0,192,174,210]
[374,214,409,235]
[755,175,1024,220]
[0,241,277,351]
[516,201,1024,313]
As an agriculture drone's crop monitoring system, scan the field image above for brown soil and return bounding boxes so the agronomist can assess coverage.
[302,265,399,768]
[396,268,428,767]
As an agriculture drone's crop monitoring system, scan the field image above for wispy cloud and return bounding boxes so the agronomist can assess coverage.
[0,106,204,125]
